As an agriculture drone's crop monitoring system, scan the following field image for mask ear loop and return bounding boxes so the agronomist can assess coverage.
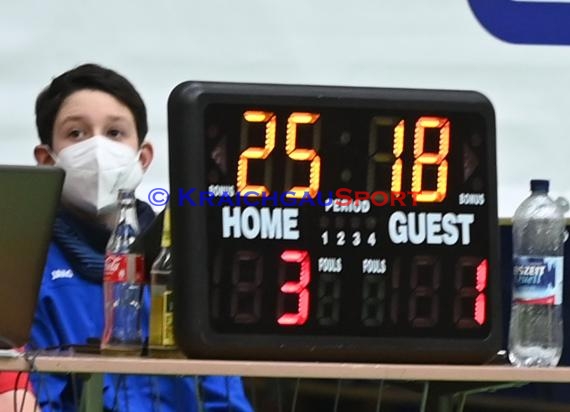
[110,147,145,195]
[46,147,60,165]
[133,147,147,171]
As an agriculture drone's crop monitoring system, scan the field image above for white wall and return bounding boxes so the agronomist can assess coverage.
[2,0,569,217]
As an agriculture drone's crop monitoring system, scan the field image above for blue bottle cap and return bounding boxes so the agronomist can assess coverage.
[530,179,549,192]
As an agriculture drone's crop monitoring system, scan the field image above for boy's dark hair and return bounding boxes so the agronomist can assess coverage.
[35,63,148,146]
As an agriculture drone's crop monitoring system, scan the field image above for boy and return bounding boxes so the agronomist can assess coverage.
[30,63,253,411]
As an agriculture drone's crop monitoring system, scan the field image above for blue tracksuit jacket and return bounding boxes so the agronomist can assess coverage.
[28,242,253,412]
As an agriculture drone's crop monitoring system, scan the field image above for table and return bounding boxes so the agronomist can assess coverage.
[2,354,569,412]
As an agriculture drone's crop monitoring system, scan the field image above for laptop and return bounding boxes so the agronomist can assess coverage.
[0,165,64,349]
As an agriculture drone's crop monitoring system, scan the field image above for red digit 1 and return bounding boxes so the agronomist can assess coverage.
[474,259,488,325]
[454,257,488,328]
[277,250,310,326]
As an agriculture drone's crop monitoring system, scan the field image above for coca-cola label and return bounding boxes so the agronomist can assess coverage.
[104,253,145,284]
[513,256,563,305]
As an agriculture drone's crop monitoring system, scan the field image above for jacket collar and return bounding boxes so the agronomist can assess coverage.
[52,201,156,283]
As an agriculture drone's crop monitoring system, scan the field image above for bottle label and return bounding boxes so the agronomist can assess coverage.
[163,291,175,346]
[104,253,145,284]
[513,256,563,305]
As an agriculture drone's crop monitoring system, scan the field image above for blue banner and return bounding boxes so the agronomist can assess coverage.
[468,0,570,45]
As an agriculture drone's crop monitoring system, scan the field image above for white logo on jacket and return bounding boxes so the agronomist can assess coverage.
[51,269,74,280]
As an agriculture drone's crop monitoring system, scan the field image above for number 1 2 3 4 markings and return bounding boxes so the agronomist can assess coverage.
[321,230,377,247]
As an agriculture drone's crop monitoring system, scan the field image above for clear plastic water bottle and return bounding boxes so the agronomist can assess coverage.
[101,189,145,356]
[508,179,568,367]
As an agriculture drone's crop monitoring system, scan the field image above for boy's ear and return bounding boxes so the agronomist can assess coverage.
[34,144,55,166]
[139,141,154,171]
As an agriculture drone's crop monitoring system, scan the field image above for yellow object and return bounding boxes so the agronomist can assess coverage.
[149,206,183,357]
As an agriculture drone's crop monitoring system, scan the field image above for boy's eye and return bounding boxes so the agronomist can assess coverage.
[68,129,84,139]
[107,129,124,139]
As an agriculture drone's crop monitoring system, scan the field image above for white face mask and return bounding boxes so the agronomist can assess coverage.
[52,136,144,215]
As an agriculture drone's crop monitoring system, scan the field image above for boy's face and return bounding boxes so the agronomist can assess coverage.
[34,89,153,169]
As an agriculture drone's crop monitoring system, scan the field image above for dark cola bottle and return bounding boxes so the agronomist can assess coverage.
[101,189,145,356]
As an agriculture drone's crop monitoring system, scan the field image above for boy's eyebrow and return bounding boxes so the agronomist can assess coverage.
[106,115,129,122]
[58,114,129,125]
[58,115,84,125]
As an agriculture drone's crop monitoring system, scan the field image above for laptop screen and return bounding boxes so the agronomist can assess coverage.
[0,165,64,348]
